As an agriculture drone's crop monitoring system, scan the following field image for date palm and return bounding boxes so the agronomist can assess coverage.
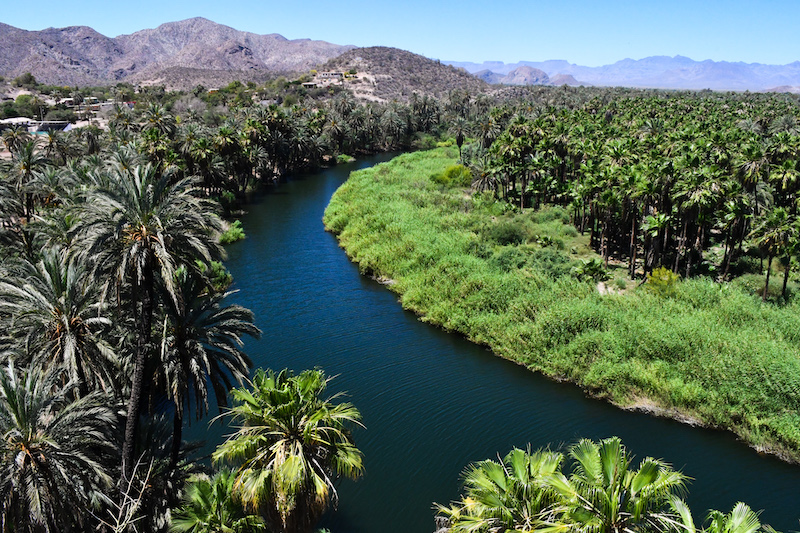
[213,368,364,533]
[0,249,117,396]
[80,163,224,483]
[156,268,260,467]
[0,364,117,533]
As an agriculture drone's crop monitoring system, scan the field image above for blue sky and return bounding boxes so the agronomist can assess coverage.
[3,0,799,66]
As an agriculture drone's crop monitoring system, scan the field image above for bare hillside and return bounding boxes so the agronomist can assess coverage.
[321,47,490,102]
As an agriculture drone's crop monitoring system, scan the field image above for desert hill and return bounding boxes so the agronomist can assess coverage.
[0,18,353,87]
[320,47,489,102]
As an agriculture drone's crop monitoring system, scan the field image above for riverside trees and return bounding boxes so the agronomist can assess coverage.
[468,91,800,292]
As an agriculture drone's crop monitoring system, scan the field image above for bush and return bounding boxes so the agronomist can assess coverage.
[491,247,527,272]
[483,220,528,245]
[572,258,609,282]
[219,220,246,244]
[430,164,472,188]
[643,267,680,297]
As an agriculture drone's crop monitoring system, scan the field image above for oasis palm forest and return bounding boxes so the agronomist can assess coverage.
[2,68,800,533]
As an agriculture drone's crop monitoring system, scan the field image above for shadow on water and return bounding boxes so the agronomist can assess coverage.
[189,153,800,533]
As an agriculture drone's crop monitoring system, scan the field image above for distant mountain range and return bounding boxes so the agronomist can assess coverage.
[0,18,353,87]
[447,57,800,92]
[2,18,799,93]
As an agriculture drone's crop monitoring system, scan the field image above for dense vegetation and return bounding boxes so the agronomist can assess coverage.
[5,72,800,530]
[435,437,773,533]
[324,144,800,461]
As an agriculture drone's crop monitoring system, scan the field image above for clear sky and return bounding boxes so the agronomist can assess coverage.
[3,0,799,67]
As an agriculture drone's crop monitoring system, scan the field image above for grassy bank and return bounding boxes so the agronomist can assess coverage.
[323,148,800,462]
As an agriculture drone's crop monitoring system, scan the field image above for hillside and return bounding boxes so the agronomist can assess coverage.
[320,47,490,102]
[0,18,353,88]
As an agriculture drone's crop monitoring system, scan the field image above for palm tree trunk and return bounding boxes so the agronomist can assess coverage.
[782,258,791,299]
[171,408,183,469]
[122,260,154,484]
[763,255,773,301]
[629,210,637,279]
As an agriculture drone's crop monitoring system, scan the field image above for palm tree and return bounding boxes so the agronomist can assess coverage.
[80,163,224,483]
[436,447,563,533]
[213,368,364,533]
[0,249,118,396]
[170,470,266,533]
[7,140,48,220]
[449,116,470,162]
[0,364,117,533]
[669,499,768,533]
[750,206,796,301]
[156,268,260,468]
[545,437,688,533]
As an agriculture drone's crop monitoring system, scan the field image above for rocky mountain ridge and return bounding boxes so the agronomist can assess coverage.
[0,18,353,87]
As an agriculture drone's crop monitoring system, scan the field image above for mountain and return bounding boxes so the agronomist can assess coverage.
[320,47,489,102]
[448,56,800,91]
[0,18,354,87]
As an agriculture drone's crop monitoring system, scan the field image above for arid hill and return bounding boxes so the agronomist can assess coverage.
[0,18,353,88]
[320,47,490,102]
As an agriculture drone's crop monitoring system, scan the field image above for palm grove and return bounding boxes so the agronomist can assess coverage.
[0,76,481,532]
[1,74,800,532]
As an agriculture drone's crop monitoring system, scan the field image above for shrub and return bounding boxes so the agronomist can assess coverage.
[483,220,528,245]
[219,220,246,244]
[430,164,473,188]
[572,258,609,282]
[491,247,528,272]
[529,247,575,279]
[643,267,680,297]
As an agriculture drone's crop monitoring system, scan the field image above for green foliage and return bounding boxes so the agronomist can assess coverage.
[441,164,472,187]
[337,154,356,164]
[213,368,363,533]
[219,220,246,245]
[13,72,37,88]
[483,220,528,245]
[438,437,766,533]
[171,470,266,532]
[644,267,681,297]
[325,148,800,461]
[572,258,610,282]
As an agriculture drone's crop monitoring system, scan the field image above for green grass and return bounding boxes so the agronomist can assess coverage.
[323,147,800,462]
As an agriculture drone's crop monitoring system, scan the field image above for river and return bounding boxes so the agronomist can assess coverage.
[195,153,800,533]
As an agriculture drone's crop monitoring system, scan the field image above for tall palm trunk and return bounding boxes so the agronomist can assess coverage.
[763,254,773,302]
[122,255,154,484]
[171,409,183,469]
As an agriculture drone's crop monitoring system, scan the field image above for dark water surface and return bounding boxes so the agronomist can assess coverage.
[193,154,800,533]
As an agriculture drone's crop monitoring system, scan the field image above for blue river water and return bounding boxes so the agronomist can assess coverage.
[191,153,800,533]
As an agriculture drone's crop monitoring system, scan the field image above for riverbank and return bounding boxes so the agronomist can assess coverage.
[323,147,800,463]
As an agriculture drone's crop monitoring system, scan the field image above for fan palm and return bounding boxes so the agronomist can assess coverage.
[213,368,364,533]
[0,364,117,533]
[170,470,266,533]
[436,447,563,533]
[544,437,688,533]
